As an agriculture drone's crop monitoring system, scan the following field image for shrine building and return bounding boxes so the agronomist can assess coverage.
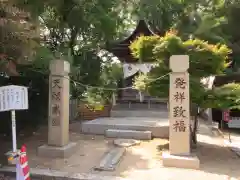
[106,20,163,105]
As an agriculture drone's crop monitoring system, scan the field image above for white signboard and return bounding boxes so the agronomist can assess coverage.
[0,85,28,112]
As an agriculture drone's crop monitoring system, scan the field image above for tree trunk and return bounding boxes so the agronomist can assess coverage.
[190,103,206,148]
[190,103,199,147]
[192,114,198,144]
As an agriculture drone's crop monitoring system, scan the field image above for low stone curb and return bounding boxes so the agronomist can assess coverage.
[0,166,129,180]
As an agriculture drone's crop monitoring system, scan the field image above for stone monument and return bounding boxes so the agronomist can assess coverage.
[162,55,200,169]
[38,60,77,158]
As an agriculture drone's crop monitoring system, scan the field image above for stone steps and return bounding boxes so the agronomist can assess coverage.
[111,110,168,118]
[118,89,167,105]
[112,102,167,110]
[81,117,169,138]
[105,129,152,140]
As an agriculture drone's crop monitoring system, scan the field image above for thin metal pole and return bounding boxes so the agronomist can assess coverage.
[229,131,231,143]
[221,110,224,130]
[11,110,17,152]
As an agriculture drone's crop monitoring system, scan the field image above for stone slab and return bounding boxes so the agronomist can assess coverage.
[94,147,126,171]
[162,151,200,169]
[106,129,151,140]
[81,117,169,138]
[38,142,77,158]
[113,139,140,147]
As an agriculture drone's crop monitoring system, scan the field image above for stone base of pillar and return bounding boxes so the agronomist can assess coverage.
[37,142,77,158]
[162,151,200,169]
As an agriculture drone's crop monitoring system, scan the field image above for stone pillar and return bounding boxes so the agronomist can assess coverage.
[162,55,200,169]
[48,60,70,146]
[169,55,190,155]
[38,60,77,158]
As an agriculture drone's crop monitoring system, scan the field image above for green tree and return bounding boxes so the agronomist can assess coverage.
[137,0,240,70]
[130,32,240,145]
[15,0,135,55]
[0,0,39,75]
[13,0,134,100]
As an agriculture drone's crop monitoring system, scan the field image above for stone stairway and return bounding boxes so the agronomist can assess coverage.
[81,117,169,140]
[111,109,168,118]
[82,89,169,140]
[113,89,168,117]
[118,89,167,104]
[112,101,167,110]
[108,101,168,139]
[111,101,168,118]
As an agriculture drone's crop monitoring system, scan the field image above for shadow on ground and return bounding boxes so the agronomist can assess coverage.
[197,141,240,178]
[156,140,240,179]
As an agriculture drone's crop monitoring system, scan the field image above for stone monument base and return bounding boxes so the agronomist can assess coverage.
[38,142,77,158]
[162,151,200,169]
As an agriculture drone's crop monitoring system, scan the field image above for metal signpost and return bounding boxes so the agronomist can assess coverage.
[0,85,28,154]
